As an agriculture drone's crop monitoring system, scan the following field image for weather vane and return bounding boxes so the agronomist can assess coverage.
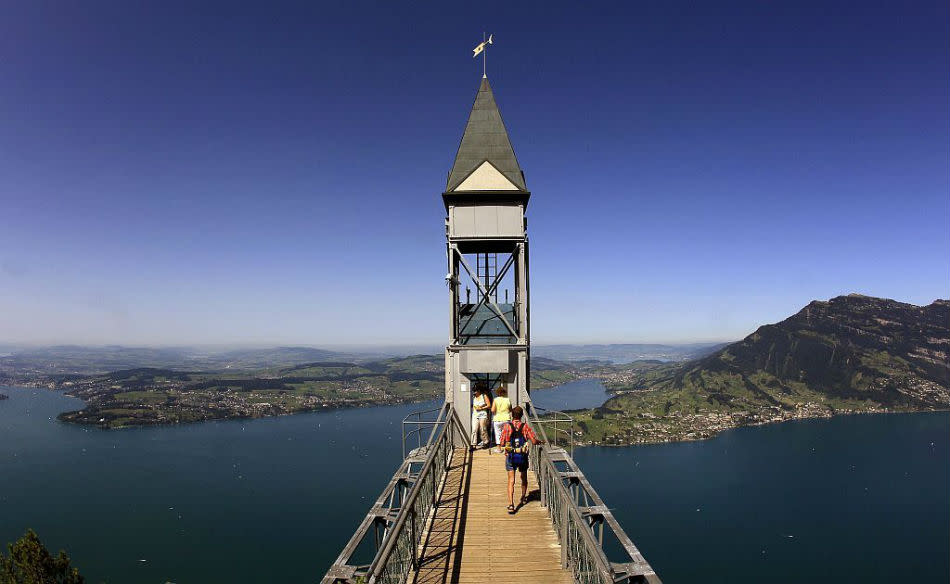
[472,32,493,78]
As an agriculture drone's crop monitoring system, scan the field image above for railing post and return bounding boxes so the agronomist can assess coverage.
[559,490,569,569]
[408,509,418,571]
[570,419,574,457]
[539,453,547,509]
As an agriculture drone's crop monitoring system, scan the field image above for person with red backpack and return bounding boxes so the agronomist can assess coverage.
[498,405,542,514]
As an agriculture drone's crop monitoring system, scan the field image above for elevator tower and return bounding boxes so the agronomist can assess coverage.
[443,78,530,435]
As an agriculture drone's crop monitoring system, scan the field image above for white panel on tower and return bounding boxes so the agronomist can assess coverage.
[460,349,511,373]
[450,206,476,238]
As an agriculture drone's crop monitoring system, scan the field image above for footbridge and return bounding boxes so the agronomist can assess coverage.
[322,402,660,584]
[323,72,661,583]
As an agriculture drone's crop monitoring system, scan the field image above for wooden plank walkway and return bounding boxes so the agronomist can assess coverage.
[410,447,573,584]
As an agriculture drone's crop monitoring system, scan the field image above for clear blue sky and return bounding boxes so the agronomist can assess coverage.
[1,1,947,346]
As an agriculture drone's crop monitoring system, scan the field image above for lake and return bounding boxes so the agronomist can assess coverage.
[575,411,949,583]
[1,384,947,583]
[531,377,612,411]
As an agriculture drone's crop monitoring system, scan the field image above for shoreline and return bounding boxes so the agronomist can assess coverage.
[5,371,588,431]
[63,376,585,431]
[0,384,443,430]
[56,391,443,430]
[573,405,950,448]
[7,383,948,448]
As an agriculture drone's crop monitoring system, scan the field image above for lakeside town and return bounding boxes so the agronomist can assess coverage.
[0,352,592,429]
[576,402,872,446]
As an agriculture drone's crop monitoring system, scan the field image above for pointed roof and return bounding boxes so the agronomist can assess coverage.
[446,78,527,192]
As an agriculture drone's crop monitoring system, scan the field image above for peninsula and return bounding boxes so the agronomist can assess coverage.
[0,351,582,429]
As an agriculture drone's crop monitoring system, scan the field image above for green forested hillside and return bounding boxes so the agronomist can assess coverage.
[575,295,950,444]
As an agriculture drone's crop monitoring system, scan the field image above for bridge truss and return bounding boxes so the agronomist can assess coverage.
[322,400,661,584]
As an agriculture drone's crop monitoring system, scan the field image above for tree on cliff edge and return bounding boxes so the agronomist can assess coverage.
[0,530,84,584]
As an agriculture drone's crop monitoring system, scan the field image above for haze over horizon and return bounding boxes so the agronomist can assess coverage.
[2,1,947,346]
[0,339,730,352]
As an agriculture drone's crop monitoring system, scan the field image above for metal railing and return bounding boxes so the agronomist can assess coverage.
[524,401,661,584]
[531,405,575,456]
[324,399,660,584]
[401,405,448,459]
[322,402,465,584]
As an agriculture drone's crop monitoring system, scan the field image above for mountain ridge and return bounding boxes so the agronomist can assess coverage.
[576,294,950,445]
[685,294,949,406]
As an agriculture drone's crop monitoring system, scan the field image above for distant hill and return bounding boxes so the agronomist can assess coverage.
[210,346,343,369]
[0,345,195,374]
[0,345,348,374]
[578,295,950,445]
[1,341,728,376]
[533,343,726,364]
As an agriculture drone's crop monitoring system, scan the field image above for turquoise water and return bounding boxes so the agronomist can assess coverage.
[1,385,947,583]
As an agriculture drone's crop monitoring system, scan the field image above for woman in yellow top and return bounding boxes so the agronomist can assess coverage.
[491,386,512,453]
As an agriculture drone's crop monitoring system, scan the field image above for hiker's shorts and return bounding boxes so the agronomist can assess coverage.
[505,457,528,472]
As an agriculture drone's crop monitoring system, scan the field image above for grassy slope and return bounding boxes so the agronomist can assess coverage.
[572,296,950,444]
